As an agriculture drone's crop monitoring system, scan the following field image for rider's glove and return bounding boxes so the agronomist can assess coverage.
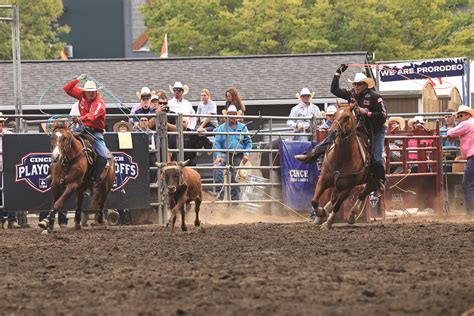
[76,74,88,81]
[336,64,348,75]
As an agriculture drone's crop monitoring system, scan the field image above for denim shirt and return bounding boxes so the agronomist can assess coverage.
[214,122,252,158]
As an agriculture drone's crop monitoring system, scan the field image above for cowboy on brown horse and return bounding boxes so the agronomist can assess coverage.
[296,64,387,194]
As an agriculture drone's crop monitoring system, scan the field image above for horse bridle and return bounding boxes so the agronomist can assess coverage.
[51,128,74,163]
[330,111,356,142]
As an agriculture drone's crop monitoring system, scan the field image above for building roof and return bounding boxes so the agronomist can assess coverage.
[0,52,368,108]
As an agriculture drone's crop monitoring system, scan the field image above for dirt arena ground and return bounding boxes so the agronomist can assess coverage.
[1,209,473,316]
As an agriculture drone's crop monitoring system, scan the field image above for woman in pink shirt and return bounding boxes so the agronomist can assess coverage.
[447,105,474,214]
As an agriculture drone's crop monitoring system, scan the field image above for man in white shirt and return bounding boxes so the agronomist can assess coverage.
[168,81,196,129]
[287,87,321,141]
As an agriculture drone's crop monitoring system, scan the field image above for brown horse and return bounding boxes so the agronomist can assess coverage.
[311,106,376,229]
[38,124,115,233]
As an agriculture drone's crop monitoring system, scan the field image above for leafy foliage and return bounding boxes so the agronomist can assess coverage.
[143,0,473,60]
[0,0,69,60]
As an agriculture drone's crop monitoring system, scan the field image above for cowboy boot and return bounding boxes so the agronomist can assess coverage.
[373,163,386,196]
[295,144,329,163]
[93,157,108,186]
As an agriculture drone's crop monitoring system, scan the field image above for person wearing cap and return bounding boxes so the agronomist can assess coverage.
[213,105,252,200]
[447,105,474,214]
[168,81,196,129]
[319,105,337,130]
[64,74,110,186]
[287,88,321,141]
[297,65,388,194]
[0,114,20,228]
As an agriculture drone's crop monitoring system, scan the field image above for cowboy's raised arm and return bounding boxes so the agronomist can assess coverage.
[64,78,85,100]
[330,73,351,102]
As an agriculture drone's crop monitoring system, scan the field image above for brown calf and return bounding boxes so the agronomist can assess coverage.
[156,160,202,236]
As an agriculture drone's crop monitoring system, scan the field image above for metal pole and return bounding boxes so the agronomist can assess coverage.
[11,5,23,132]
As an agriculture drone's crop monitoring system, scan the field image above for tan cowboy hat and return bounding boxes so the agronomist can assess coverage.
[295,87,316,99]
[169,81,189,95]
[83,80,98,91]
[348,73,375,89]
[456,105,474,117]
[236,160,252,183]
[222,104,242,116]
[388,116,405,130]
[113,120,133,132]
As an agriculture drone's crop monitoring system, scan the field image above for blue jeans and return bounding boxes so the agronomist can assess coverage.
[372,126,386,165]
[87,130,108,159]
[213,154,243,200]
[463,157,474,213]
[0,211,17,223]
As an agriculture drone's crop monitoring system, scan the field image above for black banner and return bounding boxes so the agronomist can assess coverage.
[3,133,151,211]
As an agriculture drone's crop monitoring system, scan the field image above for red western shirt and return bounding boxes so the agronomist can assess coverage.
[64,79,106,131]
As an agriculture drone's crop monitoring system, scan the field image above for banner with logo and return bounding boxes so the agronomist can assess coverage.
[3,133,151,211]
[279,141,319,211]
[377,57,469,102]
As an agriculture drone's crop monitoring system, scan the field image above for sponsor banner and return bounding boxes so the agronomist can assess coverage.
[377,57,469,101]
[279,140,319,211]
[3,133,151,211]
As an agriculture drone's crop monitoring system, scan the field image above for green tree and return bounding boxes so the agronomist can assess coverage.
[143,0,473,60]
[0,0,69,60]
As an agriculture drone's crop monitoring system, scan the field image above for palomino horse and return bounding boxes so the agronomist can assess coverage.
[38,124,115,233]
[312,106,377,229]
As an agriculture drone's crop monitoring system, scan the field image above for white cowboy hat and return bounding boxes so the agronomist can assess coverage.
[169,81,189,95]
[0,112,5,122]
[83,80,98,91]
[136,87,154,100]
[408,116,425,129]
[326,105,337,115]
[236,160,252,183]
[113,120,133,132]
[348,73,375,89]
[295,87,315,99]
[222,104,242,116]
[456,105,474,117]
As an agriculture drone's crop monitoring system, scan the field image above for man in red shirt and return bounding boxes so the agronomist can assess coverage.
[64,74,109,185]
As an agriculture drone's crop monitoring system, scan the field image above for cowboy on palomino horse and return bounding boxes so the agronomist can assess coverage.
[296,64,387,195]
[39,74,114,232]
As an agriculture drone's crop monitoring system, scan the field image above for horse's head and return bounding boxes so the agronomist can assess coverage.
[51,125,74,161]
[156,160,190,193]
[328,106,356,142]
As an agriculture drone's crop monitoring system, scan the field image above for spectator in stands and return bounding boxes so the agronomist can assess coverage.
[0,114,19,229]
[113,120,133,133]
[224,87,246,114]
[407,116,433,172]
[149,90,167,112]
[440,109,460,172]
[387,117,405,174]
[447,105,474,215]
[319,105,337,130]
[287,87,321,141]
[131,87,152,125]
[168,81,196,129]
[213,105,252,200]
[182,117,198,166]
[196,88,217,149]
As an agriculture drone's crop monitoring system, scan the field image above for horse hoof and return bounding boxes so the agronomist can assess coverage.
[194,220,201,227]
[38,219,49,230]
[314,216,325,225]
[320,223,332,230]
[41,229,51,235]
[182,226,188,232]
[347,215,356,225]
[74,224,81,230]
